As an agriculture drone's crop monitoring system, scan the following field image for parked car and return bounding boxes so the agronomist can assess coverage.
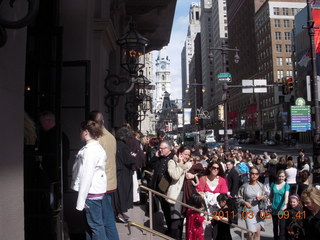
[205,135,216,143]
[245,138,256,144]
[228,140,242,149]
[263,139,276,146]
[206,142,222,150]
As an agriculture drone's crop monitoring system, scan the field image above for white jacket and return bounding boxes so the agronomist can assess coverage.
[71,140,107,210]
[166,158,192,204]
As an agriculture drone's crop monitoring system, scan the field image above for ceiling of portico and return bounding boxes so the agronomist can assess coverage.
[124,0,177,52]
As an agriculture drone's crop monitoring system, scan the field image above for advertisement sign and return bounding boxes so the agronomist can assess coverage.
[184,108,192,125]
[178,113,183,128]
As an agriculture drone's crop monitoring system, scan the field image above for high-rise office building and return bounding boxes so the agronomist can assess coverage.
[181,2,201,105]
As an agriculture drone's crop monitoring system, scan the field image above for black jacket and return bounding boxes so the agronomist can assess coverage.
[149,151,175,192]
[226,168,240,197]
[304,209,320,240]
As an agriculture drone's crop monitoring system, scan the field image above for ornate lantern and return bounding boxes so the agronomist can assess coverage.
[117,23,149,76]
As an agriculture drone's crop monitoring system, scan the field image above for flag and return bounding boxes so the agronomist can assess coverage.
[313,9,320,53]
[177,113,183,128]
[298,49,311,67]
[184,108,192,125]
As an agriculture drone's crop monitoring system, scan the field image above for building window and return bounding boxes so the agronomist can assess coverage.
[285,44,292,52]
[286,57,292,66]
[275,19,281,27]
[196,11,199,20]
[162,75,165,80]
[277,70,284,80]
[287,70,293,76]
[283,8,289,15]
[274,7,280,15]
[276,44,282,53]
[284,32,291,40]
[276,57,283,66]
[292,8,298,15]
[284,19,290,28]
[275,32,281,40]
[162,84,165,91]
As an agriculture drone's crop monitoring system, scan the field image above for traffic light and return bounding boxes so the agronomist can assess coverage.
[282,76,294,95]
[287,77,293,93]
[195,116,199,124]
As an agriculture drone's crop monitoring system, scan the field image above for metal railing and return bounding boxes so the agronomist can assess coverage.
[139,184,253,240]
[127,221,175,240]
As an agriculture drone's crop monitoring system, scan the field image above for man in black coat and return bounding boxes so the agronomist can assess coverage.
[226,160,240,197]
[297,149,305,171]
[225,159,240,224]
[149,140,175,235]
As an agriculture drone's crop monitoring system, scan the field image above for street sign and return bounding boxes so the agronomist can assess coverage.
[218,72,232,82]
[291,106,311,115]
[254,79,267,93]
[291,104,311,131]
[242,80,253,93]
[242,79,267,93]
[219,129,233,135]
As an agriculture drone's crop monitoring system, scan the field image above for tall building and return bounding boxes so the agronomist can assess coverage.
[254,0,306,141]
[187,33,204,129]
[0,1,176,239]
[181,2,201,105]
[200,0,214,115]
[210,0,229,132]
[226,0,265,139]
[155,49,171,112]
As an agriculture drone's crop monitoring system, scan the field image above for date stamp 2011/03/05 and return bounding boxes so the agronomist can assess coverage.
[211,210,306,220]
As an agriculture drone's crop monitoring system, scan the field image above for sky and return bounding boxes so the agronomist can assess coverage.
[153,0,197,100]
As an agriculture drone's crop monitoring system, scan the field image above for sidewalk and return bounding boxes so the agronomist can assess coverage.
[115,205,274,240]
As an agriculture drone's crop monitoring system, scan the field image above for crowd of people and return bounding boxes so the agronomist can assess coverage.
[142,136,320,240]
[26,110,320,240]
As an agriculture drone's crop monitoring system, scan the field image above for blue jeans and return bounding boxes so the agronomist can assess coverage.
[84,198,108,240]
[102,193,119,240]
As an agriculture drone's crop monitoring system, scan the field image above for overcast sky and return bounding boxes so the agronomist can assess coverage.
[153,0,197,100]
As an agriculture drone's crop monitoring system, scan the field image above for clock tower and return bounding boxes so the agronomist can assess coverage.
[155,49,171,112]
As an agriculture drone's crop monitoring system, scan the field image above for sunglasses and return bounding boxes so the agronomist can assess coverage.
[211,166,220,170]
[250,172,259,176]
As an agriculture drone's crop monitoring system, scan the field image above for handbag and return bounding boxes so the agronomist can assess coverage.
[258,197,268,210]
[158,175,171,193]
[257,181,270,211]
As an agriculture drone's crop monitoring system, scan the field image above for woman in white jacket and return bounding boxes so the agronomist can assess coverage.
[71,120,107,240]
[166,145,192,239]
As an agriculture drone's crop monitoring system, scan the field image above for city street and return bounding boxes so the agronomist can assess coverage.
[237,143,312,157]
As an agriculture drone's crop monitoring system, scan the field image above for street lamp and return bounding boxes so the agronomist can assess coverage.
[209,43,240,151]
[117,22,149,76]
